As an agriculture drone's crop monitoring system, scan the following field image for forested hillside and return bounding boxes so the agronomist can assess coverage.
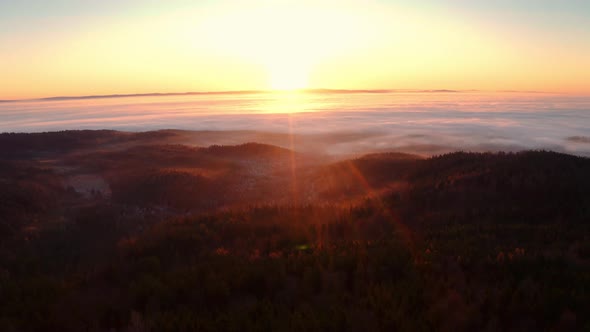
[0,131,589,331]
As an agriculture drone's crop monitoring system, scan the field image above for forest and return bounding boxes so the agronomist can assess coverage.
[0,130,589,331]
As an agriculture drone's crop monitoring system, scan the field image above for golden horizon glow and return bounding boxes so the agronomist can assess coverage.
[265,90,310,114]
[1,1,590,99]
[199,3,364,91]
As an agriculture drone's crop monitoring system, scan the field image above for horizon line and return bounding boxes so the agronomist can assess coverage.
[0,88,555,103]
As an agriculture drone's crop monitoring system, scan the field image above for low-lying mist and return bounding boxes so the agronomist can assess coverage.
[1,91,589,156]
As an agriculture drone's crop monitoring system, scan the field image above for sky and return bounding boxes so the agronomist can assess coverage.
[1,0,590,99]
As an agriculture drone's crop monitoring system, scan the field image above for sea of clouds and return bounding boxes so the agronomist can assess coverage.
[1,92,589,156]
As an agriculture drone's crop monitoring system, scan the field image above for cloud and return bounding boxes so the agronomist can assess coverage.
[0,92,589,156]
[567,136,590,144]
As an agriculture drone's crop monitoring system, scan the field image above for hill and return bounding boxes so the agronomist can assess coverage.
[0,130,589,331]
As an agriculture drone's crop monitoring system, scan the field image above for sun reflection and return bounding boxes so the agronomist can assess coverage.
[268,90,309,113]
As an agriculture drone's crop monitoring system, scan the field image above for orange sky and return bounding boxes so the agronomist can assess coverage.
[1,1,589,99]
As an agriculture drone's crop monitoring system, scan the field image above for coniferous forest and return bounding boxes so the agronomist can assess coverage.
[1,130,589,331]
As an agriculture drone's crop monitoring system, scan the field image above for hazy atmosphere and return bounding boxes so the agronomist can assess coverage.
[1,1,590,331]
[2,91,589,156]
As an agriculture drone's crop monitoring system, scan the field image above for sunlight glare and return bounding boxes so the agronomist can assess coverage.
[268,63,309,90]
[270,90,308,113]
[199,3,364,90]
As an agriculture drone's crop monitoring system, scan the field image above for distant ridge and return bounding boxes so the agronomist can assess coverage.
[0,88,469,103]
[0,90,266,103]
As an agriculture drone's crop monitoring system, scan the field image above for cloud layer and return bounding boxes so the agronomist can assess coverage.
[1,92,589,156]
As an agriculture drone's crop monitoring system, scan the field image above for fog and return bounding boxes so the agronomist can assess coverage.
[1,91,589,156]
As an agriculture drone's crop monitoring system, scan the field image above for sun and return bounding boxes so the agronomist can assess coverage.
[268,62,309,91]
[199,3,363,91]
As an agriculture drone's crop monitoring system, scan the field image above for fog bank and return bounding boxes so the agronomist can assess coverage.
[1,92,589,156]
